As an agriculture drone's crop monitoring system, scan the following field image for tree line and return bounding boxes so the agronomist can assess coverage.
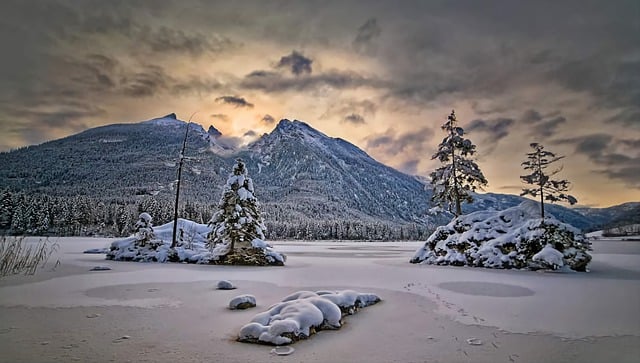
[0,190,432,240]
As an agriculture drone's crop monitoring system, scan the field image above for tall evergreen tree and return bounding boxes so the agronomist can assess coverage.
[208,159,266,255]
[430,110,488,216]
[520,143,577,219]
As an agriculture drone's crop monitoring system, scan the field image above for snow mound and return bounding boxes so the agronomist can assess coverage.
[410,201,592,271]
[106,218,285,266]
[229,295,257,310]
[238,290,381,345]
[217,280,236,290]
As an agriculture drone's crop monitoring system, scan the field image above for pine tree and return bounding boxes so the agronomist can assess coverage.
[430,110,488,216]
[520,143,577,219]
[208,159,266,255]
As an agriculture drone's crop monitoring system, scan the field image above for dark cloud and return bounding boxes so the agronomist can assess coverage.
[572,134,613,159]
[261,114,276,124]
[276,51,312,76]
[353,18,381,54]
[365,128,434,156]
[321,99,377,121]
[343,113,366,125]
[521,109,543,123]
[171,76,223,95]
[244,130,257,137]
[606,108,640,128]
[556,133,640,188]
[135,26,234,56]
[214,96,254,108]
[211,114,230,122]
[241,70,387,92]
[121,65,169,97]
[467,118,514,141]
[601,166,640,189]
[1,103,105,147]
[532,116,567,138]
[246,70,278,78]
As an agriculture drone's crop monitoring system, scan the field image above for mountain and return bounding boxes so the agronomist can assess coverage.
[0,114,620,236]
[575,202,640,229]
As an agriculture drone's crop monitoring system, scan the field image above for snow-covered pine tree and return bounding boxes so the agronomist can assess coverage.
[520,143,577,219]
[134,212,156,246]
[430,110,488,216]
[208,159,266,256]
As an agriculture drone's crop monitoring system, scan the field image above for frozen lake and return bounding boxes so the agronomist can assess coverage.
[0,238,638,362]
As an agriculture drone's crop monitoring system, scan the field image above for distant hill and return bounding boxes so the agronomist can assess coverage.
[0,113,630,237]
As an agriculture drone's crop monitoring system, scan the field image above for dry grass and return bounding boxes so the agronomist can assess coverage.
[0,236,59,277]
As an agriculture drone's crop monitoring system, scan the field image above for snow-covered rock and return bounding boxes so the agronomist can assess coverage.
[106,217,285,266]
[238,290,381,345]
[217,280,236,290]
[410,201,592,271]
[229,295,257,310]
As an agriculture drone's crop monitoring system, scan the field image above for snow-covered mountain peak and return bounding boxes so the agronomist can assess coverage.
[142,113,187,127]
[273,119,329,140]
[208,125,222,138]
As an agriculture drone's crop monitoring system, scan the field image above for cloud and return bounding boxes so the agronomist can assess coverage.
[342,113,366,125]
[532,116,567,138]
[241,69,387,93]
[211,113,230,122]
[521,109,543,123]
[276,51,312,76]
[121,65,169,97]
[467,118,514,141]
[353,18,381,54]
[261,114,276,124]
[214,96,254,108]
[321,99,377,121]
[244,130,257,137]
[568,133,613,159]
[135,26,235,56]
[556,133,640,188]
[365,127,434,156]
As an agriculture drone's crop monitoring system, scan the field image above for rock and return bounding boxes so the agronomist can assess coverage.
[466,338,483,345]
[217,280,236,290]
[83,248,109,254]
[86,313,101,318]
[112,335,131,343]
[229,295,257,310]
[271,346,295,356]
[90,266,111,271]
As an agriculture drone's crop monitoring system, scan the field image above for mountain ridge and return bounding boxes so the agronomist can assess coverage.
[0,113,633,235]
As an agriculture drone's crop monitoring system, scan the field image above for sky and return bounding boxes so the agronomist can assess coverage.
[0,0,638,207]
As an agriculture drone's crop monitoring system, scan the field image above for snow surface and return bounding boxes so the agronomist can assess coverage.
[411,201,592,271]
[0,238,638,341]
[238,290,380,345]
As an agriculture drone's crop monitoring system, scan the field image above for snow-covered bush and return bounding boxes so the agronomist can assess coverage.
[410,201,592,271]
[106,216,285,265]
[238,290,381,345]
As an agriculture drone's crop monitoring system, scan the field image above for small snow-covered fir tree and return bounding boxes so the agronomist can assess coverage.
[208,159,266,256]
[134,212,157,246]
[430,110,488,216]
[520,143,577,219]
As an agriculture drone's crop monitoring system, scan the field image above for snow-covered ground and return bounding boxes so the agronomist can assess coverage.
[0,237,638,362]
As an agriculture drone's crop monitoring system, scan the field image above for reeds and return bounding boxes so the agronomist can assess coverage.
[0,236,59,277]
